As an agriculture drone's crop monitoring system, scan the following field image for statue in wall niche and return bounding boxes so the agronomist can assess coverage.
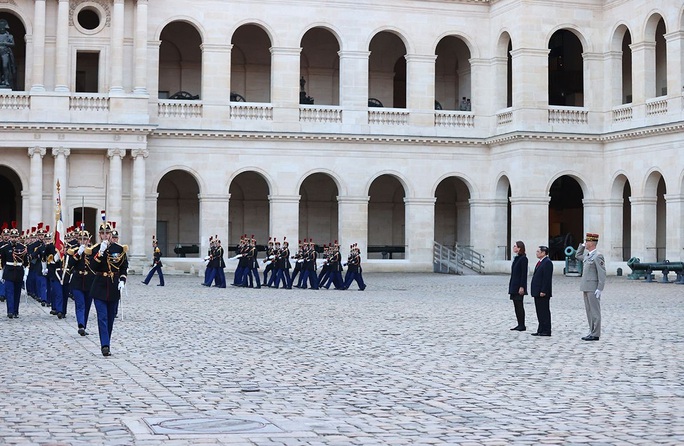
[0,19,16,90]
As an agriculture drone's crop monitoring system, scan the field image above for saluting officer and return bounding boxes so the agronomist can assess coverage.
[87,221,128,357]
[576,233,606,341]
[68,228,94,336]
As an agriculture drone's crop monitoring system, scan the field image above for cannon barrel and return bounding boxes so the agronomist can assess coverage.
[628,259,684,272]
[564,246,576,257]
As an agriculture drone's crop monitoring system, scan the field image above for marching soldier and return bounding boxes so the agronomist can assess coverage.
[0,222,29,318]
[241,236,261,288]
[142,235,164,286]
[0,223,8,303]
[68,228,94,336]
[262,238,275,285]
[87,221,128,357]
[343,243,366,291]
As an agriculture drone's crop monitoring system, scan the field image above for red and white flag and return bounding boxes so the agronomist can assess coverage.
[55,181,65,255]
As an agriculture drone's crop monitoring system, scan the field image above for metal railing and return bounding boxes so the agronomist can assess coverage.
[433,241,485,275]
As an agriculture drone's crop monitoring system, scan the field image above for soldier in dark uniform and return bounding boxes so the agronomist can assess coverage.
[68,229,93,336]
[292,240,305,288]
[241,236,261,288]
[262,238,275,285]
[343,243,366,290]
[87,221,128,357]
[318,244,331,285]
[0,223,8,302]
[0,223,29,318]
[142,235,164,286]
[300,240,319,290]
[26,226,38,299]
[214,238,226,288]
[44,229,67,319]
[324,242,344,289]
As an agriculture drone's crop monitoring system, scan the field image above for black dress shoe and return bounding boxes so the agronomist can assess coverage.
[57,313,64,319]
[101,346,111,357]
[7,314,13,319]
[531,332,541,336]
[539,333,551,336]
[50,310,58,315]
[78,327,86,336]
[513,326,527,331]
[141,281,148,285]
[583,336,599,341]
[157,284,164,286]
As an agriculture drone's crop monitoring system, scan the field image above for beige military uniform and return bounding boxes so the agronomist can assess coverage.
[576,243,606,338]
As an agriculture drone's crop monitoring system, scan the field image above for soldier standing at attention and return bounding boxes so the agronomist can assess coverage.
[0,224,9,303]
[576,233,606,341]
[69,229,94,336]
[142,236,164,286]
[87,221,128,357]
[0,222,29,318]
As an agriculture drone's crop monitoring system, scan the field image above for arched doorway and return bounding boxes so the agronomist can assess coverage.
[300,27,340,105]
[298,173,338,246]
[368,175,405,259]
[0,165,21,227]
[548,175,584,260]
[368,31,407,108]
[157,170,200,257]
[434,176,471,251]
[231,24,272,103]
[158,21,203,99]
[548,29,584,106]
[229,172,270,247]
[435,36,472,110]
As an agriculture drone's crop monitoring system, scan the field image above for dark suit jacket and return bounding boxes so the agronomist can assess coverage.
[530,256,553,298]
[508,254,528,295]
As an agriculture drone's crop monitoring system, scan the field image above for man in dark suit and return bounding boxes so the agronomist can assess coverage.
[530,245,553,336]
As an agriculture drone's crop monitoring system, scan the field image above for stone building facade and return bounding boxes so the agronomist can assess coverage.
[0,0,682,274]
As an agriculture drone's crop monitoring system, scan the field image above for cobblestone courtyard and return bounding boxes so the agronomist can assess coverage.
[1,273,683,445]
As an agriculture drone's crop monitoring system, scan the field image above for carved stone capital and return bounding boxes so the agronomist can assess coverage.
[28,147,46,158]
[51,147,71,157]
[131,148,150,159]
[107,148,126,159]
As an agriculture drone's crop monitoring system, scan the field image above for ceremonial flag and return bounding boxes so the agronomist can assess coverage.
[101,209,106,222]
[55,180,65,255]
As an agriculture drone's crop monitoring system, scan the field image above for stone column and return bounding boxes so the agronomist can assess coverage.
[28,147,46,225]
[404,197,436,270]
[133,0,149,95]
[30,0,46,92]
[338,50,370,126]
[582,199,604,239]
[201,43,232,124]
[107,149,125,226]
[469,198,508,263]
[509,48,549,125]
[337,196,369,259]
[198,194,230,258]
[52,147,70,220]
[468,58,491,115]
[130,148,149,260]
[629,196,657,262]
[110,0,125,93]
[629,41,656,103]
[490,56,509,111]
[664,194,684,262]
[268,195,300,246]
[582,52,603,111]
[54,0,70,92]
[405,54,436,127]
[509,196,550,253]
[603,198,625,263]
[665,31,684,112]
[270,47,301,125]
[605,51,623,107]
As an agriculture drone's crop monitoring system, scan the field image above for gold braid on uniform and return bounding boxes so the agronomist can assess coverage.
[107,244,129,282]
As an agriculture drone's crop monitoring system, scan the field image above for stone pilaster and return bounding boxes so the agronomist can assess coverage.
[469,198,508,262]
[130,148,149,259]
[509,196,550,251]
[54,0,70,92]
[629,196,658,262]
[109,0,125,93]
[28,147,46,225]
[404,197,436,270]
[133,0,149,95]
[338,50,370,127]
[337,196,369,258]
[405,54,436,127]
[268,195,300,246]
[30,0,46,92]
[270,47,301,125]
[107,148,125,226]
[52,147,70,223]
[198,194,230,258]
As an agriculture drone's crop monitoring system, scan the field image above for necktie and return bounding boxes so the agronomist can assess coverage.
[536,260,541,268]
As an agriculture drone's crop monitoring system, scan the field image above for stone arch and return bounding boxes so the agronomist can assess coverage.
[610,24,633,105]
[300,26,341,106]
[0,11,28,91]
[368,30,409,108]
[367,173,407,259]
[548,27,586,106]
[495,174,512,260]
[158,19,203,99]
[229,170,271,248]
[610,172,632,261]
[0,164,23,229]
[156,169,202,258]
[643,170,667,261]
[298,172,340,245]
[231,23,273,103]
[547,173,588,260]
[434,175,473,252]
[229,19,277,48]
[434,34,473,111]
[495,31,514,109]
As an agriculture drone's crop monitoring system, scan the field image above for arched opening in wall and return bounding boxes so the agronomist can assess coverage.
[73,207,98,240]
[656,177,666,261]
[434,177,471,252]
[231,25,272,103]
[299,173,339,247]
[0,12,26,91]
[548,30,584,106]
[622,181,632,260]
[435,36,472,111]
[368,175,405,259]
[158,22,202,99]
[0,165,21,228]
[548,175,583,260]
[300,28,340,105]
[157,170,200,258]
[654,18,667,97]
[229,172,270,249]
[507,40,513,108]
[369,31,407,108]
[493,175,512,260]
[621,30,633,104]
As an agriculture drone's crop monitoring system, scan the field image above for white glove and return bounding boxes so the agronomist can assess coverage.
[78,245,85,256]
[118,281,125,292]
[204,255,210,261]
[23,268,29,280]
[99,241,108,254]
[594,289,602,299]
[0,268,4,283]
[55,251,61,262]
